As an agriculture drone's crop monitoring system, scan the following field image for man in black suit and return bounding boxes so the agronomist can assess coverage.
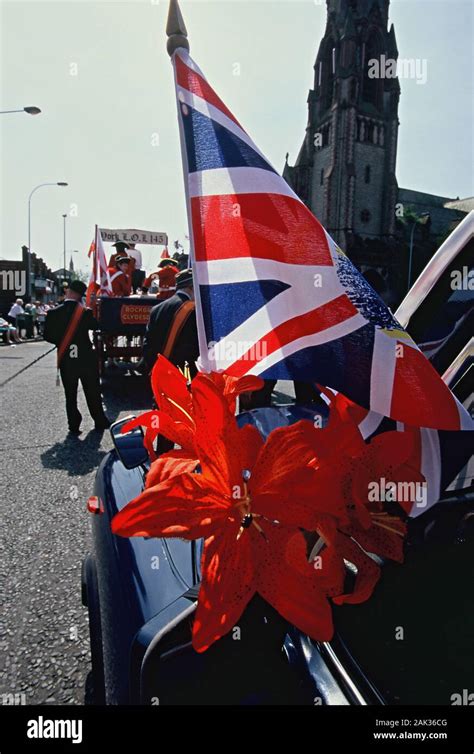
[44,280,110,434]
[142,269,199,376]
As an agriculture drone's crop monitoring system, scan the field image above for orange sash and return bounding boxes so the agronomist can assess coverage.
[57,304,85,368]
[162,301,195,360]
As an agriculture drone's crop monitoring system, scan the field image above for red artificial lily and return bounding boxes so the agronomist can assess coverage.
[112,375,344,652]
[122,356,263,459]
[300,399,425,604]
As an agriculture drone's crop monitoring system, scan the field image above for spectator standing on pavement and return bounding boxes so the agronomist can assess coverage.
[36,302,47,336]
[43,280,111,435]
[29,302,38,336]
[8,298,24,331]
[23,304,35,339]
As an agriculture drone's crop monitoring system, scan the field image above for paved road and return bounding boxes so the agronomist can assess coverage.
[0,340,153,706]
[0,340,294,706]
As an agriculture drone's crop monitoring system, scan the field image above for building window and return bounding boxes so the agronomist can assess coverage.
[360,209,371,223]
[350,79,357,102]
[364,165,371,184]
[362,32,383,110]
[320,169,324,186]
[322,124,330,147]
[321,39,335,110]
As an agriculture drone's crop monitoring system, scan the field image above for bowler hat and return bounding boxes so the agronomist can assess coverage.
[69,280,88,296]
[176,268,193,288]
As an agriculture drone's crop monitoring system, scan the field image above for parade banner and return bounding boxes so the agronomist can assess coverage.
[99,228,168,246]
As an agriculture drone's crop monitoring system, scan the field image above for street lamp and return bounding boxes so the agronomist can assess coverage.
[407,211,430,291]
[27,182,68,299]
[0,106,42,115]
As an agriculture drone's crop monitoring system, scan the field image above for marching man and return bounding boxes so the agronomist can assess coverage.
[44,280,110,434]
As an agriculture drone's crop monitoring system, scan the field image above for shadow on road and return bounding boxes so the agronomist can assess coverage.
[41,431,107,476]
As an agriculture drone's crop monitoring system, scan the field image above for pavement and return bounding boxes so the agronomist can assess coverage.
[0,339,295,706]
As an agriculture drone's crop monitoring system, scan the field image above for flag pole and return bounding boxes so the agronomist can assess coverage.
[166,0,190,55]
[92,223,99,313]
[94,224,98,283]
[166,0,211,370]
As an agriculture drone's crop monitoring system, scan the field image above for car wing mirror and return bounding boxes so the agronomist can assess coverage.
[110,416,150,470]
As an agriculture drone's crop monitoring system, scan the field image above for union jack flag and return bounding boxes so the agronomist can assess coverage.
[323,391,474,517]
[171,48,471,431]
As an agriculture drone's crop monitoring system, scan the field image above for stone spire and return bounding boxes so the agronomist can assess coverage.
[387,24,398,58]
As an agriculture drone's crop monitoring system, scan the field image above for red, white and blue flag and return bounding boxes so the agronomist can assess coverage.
[322,390,474,517]
[86,226,112,310]
[171,48,471,431]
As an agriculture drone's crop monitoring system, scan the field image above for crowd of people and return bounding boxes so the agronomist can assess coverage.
[1,298,51,345]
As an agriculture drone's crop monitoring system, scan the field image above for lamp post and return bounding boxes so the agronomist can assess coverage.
[0,106,41,115]
[27,182,68,300]
[407,211,430,291]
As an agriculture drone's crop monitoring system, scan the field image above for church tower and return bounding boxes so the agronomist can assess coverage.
[285,0,400,252]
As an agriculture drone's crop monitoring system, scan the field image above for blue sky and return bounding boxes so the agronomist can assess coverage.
[1,0,473,275]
